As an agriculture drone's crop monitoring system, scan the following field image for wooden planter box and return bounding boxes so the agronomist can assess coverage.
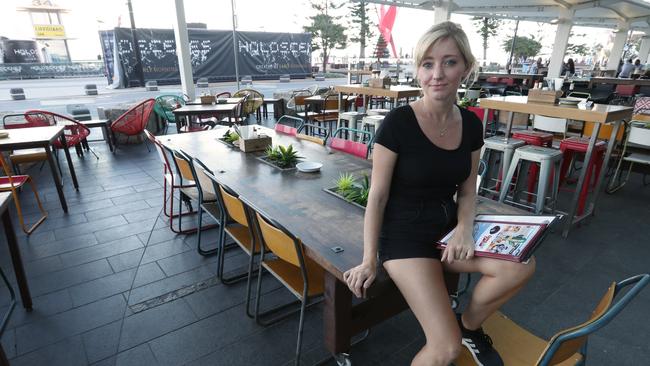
[323,187,366,210]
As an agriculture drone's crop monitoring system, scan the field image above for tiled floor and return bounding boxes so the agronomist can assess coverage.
[0,121,648,366]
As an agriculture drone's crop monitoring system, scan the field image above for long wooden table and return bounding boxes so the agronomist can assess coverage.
[161,126,524,361]
[172,104,239,131]
[0,126,78,212]
[478,72,544,86]
[478,96,633,237]
[588,77,650,89]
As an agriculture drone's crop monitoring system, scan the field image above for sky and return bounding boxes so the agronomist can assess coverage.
[0,0,619,65]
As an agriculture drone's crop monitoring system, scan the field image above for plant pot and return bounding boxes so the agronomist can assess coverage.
[217,137,238,148]
[256,156,298,171]
[323,187,366,210]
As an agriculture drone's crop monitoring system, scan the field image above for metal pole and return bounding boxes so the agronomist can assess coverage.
[231,0,240,91]
[127,0,145,87]
[507,20,519,74]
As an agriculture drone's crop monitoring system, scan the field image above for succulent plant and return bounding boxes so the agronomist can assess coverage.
[264,144,302,168]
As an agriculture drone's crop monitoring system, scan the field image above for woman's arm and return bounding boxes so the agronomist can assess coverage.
[344,144,397,297]
[440,149,480,264]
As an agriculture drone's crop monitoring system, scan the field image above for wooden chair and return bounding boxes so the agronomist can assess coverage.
[245,201,325,366]
[0,153,47,235]
[175,151,221,256]
[1,113,54,176]
[161,145,203,234]
[454,274,649,366]
[201,170,260,313]
[309,94,340,132]
[296,123,330,145]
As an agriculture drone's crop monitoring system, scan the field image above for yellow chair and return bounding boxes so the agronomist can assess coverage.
[454,274,649,366]
[201,170,260,316]
[0,153,47,235]
[247,204,324,366]
[296,123,330,146]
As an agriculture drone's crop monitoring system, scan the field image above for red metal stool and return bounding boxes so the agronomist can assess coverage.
[559,137,607,215]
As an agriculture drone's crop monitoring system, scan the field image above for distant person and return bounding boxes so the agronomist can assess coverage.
[529,57,542,74]
[633,59,644,74]
[561,58,575,76]
[619,58,635,78]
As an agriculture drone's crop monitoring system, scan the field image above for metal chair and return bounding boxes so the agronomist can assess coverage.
[296,123,330,145]
[23,110,93,158]
[110,98,156,152]
[274,115,304,136]
[607,121,650,193]
[0,153,47,235]
[454,274,650,366]
[329,127,374,159]
[153,94,185,134]
[245,200,325,366]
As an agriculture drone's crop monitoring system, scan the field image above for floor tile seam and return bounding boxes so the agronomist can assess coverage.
[3,289,74,331]
[25,258,114,296]
[26,234,143,269]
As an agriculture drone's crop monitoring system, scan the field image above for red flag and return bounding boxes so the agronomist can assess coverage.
[378,5,398,57]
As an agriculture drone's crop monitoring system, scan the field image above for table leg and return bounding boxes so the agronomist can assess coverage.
[323,272,352,355]
[482,108,490,137]
[102,124,114,152]
[588,120,622,216]
[504,111,515,143]
[2,210,32,310]
[60,134,79,190]
[562,123,600,238]
[46,146,68,212]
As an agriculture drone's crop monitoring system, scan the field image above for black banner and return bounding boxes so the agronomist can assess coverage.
[0,62,105,80]
[99,30,116,84]
[106,27,311,87]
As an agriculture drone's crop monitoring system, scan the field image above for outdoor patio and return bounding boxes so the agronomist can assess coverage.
[0,116,646,366]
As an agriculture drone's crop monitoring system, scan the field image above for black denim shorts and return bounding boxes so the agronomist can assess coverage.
[378,197,457,264]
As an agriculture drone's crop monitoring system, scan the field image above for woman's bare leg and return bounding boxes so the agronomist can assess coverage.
[444,256,536,330]
[384,257,460,366]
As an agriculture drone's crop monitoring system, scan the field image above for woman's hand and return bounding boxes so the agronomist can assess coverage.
[441,227,474,264]
[343,261,377,298]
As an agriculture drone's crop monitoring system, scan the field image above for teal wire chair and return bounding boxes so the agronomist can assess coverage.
[154,94,185,134]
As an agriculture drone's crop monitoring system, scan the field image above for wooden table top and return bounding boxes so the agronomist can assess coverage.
[479,95,633,123]
[334,84,421,99]
[478,72,543,80]
[161,126,524,281]
[172,104,238,115]
[188,97,244,105]
[0,126,64,150]
[589,77,650,87]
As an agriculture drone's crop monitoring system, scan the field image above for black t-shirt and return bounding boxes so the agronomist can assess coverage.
[374,104,484,203]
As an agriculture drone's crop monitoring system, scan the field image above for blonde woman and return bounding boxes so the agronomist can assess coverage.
[344,22,535,366]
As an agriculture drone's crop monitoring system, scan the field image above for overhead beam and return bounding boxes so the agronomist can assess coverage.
[571,0,620,11]
[553,0,572,10]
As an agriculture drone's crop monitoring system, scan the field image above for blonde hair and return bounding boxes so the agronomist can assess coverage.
[414,21,477,83]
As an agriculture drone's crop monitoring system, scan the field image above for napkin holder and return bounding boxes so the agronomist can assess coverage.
[527,89,562,104]
[200,95,215,104]
[236,126,272,152]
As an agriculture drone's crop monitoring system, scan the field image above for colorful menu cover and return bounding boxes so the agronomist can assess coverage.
[437,214,561,262]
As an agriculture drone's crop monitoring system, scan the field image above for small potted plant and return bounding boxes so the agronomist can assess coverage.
[218,129,240,148]
[258,144,303,170]
[324,172,370,209]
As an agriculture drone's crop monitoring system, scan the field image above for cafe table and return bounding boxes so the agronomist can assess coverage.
[187,97,244,105]
[160,126,526,362]
[478,95,633,237]
[588,77,650,89]
[0,126,79,212]
[171,104,239,131]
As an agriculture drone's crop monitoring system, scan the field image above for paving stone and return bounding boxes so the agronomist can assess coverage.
[53,215,127,241]
[14,294,126,355]
[59,235,143,268]
[84,200,151,221]
[8,335,88,366]
[148,304,260,366]
[94,217,157,243]
[82,320,121,364]
[114,343,159,366]
[118,298,197,351]
[6,289,73,329]
[123,206,165,224]
[21,233,98,261]
[126,264,216,306]
[28,259,114,297]
[155,249,220,277]
[1,329,16,359]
